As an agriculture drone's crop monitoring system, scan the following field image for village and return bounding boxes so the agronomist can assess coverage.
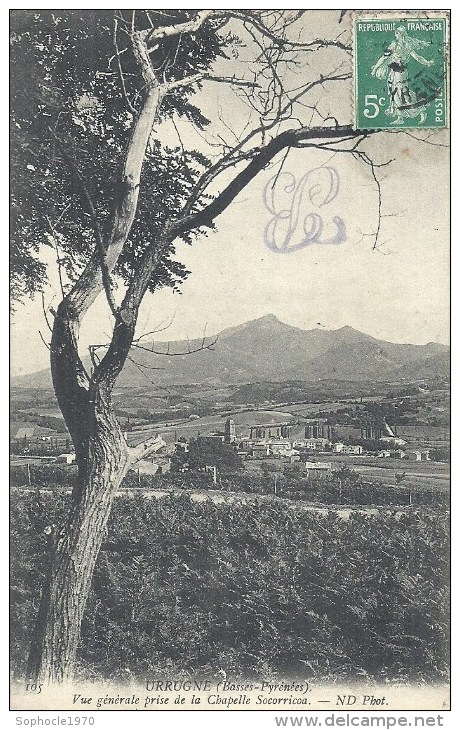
[124,414,436,480]
[11,411,441,496]
[10,376,450,497]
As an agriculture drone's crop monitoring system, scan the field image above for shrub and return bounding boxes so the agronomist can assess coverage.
[11,491,449,683]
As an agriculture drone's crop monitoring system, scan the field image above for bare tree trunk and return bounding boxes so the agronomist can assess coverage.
[27,305,131,685]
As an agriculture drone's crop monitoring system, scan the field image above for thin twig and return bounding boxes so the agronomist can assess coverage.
[40,293,54,334]
[271,146,291,190]
[38,330,51,351]
[130,336,217,356]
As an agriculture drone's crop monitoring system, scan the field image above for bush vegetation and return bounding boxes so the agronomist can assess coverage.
[11,490,449,683]
[10,462,449,510]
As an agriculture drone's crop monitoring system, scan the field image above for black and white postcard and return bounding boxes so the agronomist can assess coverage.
[10,8,451,714]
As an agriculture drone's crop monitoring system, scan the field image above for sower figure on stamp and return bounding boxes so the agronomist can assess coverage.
[371,26,434,125]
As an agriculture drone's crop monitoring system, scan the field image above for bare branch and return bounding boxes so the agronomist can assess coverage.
[125,336,217,357]
[232,10,351,52]
[270,146,292,190]
[181,71,352,216]
[145,10,222,42]
[164,73,260,94]
[40,293,54,333]
[38,330,51,351]
[394,130,450,148]
[177,124,374,233]
[125,354,164,371]
[207,75,261,89]
[90,330,217,358]
[129,435,166,466]
[124,355,165,389]
[88,344,101,371]
[163,73,204,92]
[133,315,176,342]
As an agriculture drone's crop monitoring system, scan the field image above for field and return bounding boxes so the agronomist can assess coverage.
[127,408,298,444]
[11,490,449,683]
[11,378,450,451]
[333,457,450,491]
[246,454,450,493]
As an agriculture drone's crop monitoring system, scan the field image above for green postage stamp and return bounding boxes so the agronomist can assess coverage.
[354,14,448,129]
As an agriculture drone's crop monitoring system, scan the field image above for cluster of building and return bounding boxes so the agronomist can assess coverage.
[13,415,432,478]
[223,418,431,463]
[235,421,364,460]
[377,448,431,461]
[12,427,73,457]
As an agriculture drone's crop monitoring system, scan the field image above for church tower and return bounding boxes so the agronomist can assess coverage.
[225,418,236,443]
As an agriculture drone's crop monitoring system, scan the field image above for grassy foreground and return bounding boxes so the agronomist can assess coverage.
[10,490,449,683]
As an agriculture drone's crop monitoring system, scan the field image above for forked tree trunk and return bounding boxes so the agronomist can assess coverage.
[27,305,132,684]
[25,28,170,685]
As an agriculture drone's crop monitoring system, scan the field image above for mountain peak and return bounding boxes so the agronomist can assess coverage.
[334,324,375,342]
[12,315,449,389]
[219,314,287,339]
[236,314,282,328]
[258,313,280,323]
[250,314,284,327]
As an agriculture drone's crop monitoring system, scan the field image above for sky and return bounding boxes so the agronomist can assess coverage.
[10,9,450,377]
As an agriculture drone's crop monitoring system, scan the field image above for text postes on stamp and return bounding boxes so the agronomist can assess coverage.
[354,16,448,130]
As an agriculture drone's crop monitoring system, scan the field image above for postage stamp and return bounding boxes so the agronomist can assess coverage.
[354,14,448,129]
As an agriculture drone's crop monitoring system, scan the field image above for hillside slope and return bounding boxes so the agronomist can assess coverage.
[12,315,449,388]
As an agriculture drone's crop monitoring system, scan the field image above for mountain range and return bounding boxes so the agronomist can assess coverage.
[12,315,449,389]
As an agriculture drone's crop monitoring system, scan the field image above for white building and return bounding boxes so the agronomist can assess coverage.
[404,450,430,461]
[251,444,270,458]
[277,448,300,459]
[332,443,363,455]
[305,438,331,451]
[377,450,392,458]
[147,434,167,452]
[304,461,332,478]
[380,436,407,447]
[269,439,292,455]
[56,453,76,465]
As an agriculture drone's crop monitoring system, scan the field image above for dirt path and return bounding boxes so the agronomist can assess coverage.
[117,486,408,519]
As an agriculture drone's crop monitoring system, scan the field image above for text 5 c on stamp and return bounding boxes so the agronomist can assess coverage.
[354,15,448,129]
